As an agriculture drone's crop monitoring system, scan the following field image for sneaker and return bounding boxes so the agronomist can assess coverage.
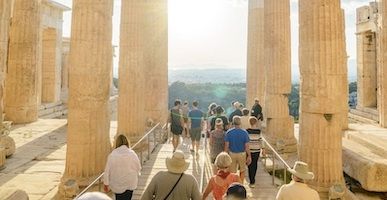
[249,184,255,188]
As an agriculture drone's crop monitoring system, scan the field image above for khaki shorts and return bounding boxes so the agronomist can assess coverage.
[229,152,247,173]
[190,127,202,141]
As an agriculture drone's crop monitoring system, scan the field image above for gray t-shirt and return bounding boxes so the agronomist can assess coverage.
[141,171,201,200]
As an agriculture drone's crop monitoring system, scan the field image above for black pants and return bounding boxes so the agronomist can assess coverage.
[248,151,260,184]
[115,190,133,200]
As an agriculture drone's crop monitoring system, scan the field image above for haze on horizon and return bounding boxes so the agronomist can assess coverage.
[55,0,372,79]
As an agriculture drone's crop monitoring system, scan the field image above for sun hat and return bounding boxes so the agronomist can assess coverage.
[289,161,314,180]
[166,150,190,173]
[78,192,112,200]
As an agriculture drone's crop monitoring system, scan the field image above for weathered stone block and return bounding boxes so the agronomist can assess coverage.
[0,146,6,169]
[0,136,15,157]
[0,189,29,200]
[301,74,347,114]
[264,94,290,118]
[343,139,387,191]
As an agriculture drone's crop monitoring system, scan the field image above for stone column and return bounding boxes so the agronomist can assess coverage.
[246,0,265,109]
[143,0,168,126]
[0,0,12,124]
[299,0,347,198]
[60,0,113,191]
[5,0,41,124]
[117,1,147,141]
[263,0,296,152]
[379,0,387,127]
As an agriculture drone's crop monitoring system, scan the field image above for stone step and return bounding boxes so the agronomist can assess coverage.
[349,108,379,122]
[345,131,387,158]
[39,101,63,110]
[342,138,387,192]
[38,102,68,119]
[348,112,378,125]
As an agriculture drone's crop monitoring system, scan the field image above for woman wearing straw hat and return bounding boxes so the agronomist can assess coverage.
[276,161,320,200]
[141,150,201,200]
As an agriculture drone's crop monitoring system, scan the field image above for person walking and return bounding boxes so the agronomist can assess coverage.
[182,101,190,138]
[246,117,264,188]
[188,100,204,154]
[210,106,229,131]
[202,152,240,200]
[210,118,226,174]
[276,161,320,200]
[141,150,201,200]
[240,108,250,130]
[224,116,251,183]
[250,98,263,121]
[103,135,141,200]
[228,101,243,123]
[168,99,184,152]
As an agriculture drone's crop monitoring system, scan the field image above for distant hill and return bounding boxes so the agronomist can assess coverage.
[168,68,246,84]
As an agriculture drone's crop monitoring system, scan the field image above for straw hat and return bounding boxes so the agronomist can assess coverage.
[289,161,314,180]
[166,150,190,173]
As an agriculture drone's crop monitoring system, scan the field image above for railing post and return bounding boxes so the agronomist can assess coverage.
[272,154,275,185]
[140,151,143,167]
[98,177,101,191]
[284,164,287,185]
[147,134,150,160]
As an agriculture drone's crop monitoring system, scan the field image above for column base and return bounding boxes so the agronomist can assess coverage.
[4,106,38,124]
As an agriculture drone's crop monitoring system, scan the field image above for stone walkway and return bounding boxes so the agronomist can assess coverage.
[0,119,279,199]
[133,137,279,200]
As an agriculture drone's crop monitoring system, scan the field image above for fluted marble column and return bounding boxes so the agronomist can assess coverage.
[0,0,12,124]
[61,0,113,188]
[299,0,347,197]
[379,0,387,127]
[117,1,147,141]
[143,0,168,126]
[263,0,296,152]
[246,0,265,109]
[5,0,41,124]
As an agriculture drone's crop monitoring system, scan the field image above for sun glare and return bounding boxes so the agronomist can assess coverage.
[168,0,226,38]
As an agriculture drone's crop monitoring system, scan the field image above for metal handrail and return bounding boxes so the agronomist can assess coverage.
[261,136,291,186]
[199,131,208,192]
[74,123,165,199]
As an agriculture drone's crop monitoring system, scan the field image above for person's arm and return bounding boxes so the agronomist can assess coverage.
[202,178,214,200]
[275,185,286,200]
[225,141,230,153]
[140,173,159,200]
[245,133,252,165]
[191,176,202,200]
[103,156,111,192]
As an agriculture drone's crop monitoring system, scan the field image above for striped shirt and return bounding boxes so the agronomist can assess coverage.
[246,128,263,153]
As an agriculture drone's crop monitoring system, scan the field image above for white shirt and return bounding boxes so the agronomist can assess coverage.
[103,145,141,194]
[276,181,320,200]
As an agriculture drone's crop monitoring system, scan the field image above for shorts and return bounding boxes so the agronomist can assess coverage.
[229,152,247,173]
[190,127,201,141]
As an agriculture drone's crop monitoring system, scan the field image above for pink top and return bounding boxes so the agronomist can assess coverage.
[209,173,239,200]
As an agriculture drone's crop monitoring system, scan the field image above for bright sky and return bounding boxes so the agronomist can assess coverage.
[55,0,373,77]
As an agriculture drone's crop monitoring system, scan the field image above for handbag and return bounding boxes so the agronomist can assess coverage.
[163,173,184,200]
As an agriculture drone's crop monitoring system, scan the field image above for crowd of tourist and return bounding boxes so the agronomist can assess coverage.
[80,98,320,200]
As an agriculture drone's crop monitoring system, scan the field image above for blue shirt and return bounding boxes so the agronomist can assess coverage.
[225,128,250,153]
[188,108,203,128]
